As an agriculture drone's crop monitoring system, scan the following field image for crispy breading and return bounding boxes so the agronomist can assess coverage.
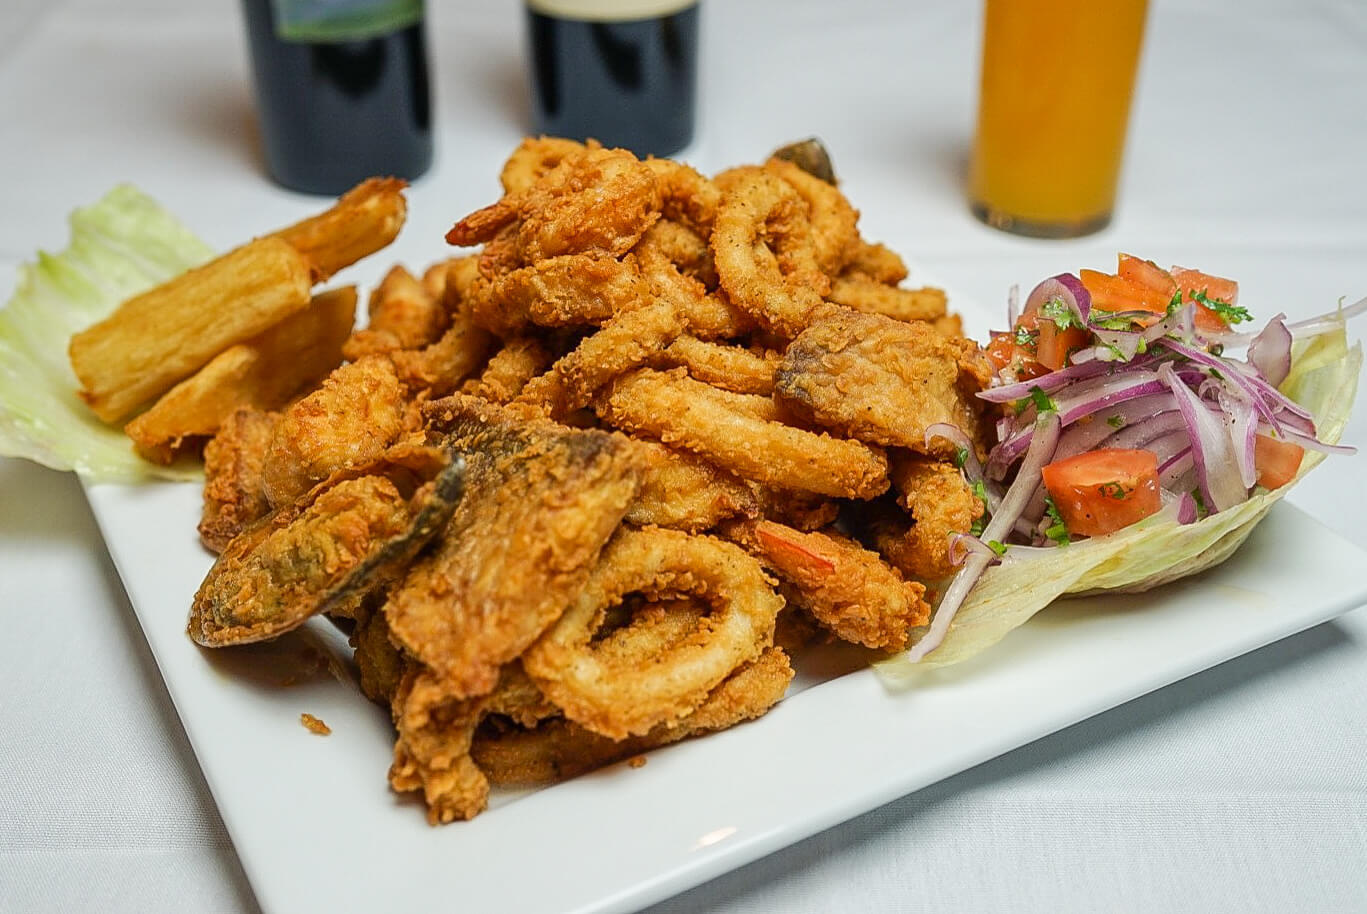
[383,395,643,699]
[198,407,278,553]
[774,307,992,459]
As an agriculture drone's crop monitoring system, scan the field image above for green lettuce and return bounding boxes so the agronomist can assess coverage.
[0,185,214,481]
[877,326,1362,684]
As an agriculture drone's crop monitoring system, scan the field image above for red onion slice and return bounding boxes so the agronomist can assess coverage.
[1248,314,1293,387]
[1160,361,1247,512]
[1024,272,1092,324]
[906,411,1062,663]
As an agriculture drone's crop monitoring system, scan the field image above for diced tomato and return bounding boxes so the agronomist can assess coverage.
[986,312,1047,379]
[1253,433,1304,490]
[1040,448,1162,538]
[1035,317,1090,371]
[1117,253,1177,298]
[1079,269,1170,317]
[1171,266,1241,331]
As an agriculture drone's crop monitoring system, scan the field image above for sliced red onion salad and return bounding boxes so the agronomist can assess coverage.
[912,269,1360,663]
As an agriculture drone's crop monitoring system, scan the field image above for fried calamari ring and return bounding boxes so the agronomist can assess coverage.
[710,168,831,338]
[764,156,859,277]
[654,335,780,396]
[643,157,721,235]
[827,277,949,324]
[521,527,783,740]
[600,367,889,500]
[473,646,793,786]
[499,136,588,194]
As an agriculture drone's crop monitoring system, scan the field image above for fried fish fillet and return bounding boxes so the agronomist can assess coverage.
[383,395,643,699]
[774,307,992,459]
[198,407,278,553]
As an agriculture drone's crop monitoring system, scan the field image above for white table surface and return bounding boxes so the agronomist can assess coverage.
[2,1,1365,912]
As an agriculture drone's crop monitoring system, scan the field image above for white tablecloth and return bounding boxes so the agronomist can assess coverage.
[2,1,1365,912]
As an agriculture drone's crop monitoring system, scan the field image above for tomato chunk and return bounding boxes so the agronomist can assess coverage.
[1040,448,1162,538]
[987,312,1047,379]
[1117,253,1177,298]
[1253,433,1304,490]
[1079,269,1170,317]
[1171,266,1241,330]
[1035,318,1090,371]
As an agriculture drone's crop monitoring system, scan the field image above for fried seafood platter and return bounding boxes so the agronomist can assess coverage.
[83,137,994,824]
[48,138,1356,826]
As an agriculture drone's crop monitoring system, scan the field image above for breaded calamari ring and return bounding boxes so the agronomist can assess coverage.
[710,168,831,338]
[654,335,780,396]
[643,157,721,235]
[473,646,793,786]
[499,136,588,193]
[521,527,783,740]
[600,367,889,500]
[764,156,860,277]
[827,277,948,324]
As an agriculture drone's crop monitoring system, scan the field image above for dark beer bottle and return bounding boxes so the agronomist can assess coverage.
[527,1,700,158]
[240,0,433,195]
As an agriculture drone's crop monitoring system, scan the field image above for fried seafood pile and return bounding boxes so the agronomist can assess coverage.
[188,138,994,823]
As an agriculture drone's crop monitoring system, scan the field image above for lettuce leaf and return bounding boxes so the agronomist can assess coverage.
[876,327,1362,685]
[0,185,214,481]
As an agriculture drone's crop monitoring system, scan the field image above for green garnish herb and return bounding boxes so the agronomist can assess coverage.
[1014,385,1058,415]
[1089,309,1139,331]
[1097,480,1130,500]
[986,539,1008,556]
[954,445,969,469]
[1191,288,1252,325]
[1014,325,1038,347]
[969,479,990,537]
[1191,487,1209,519]
[1106,415,1125,429]
[1040,295,1083,330]
[1042,495,1070,545]
[1166,290,1184,316]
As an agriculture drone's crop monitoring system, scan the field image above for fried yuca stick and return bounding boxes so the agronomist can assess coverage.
[124,286,357,464]
[270,177,407,281]
[69,236,313,423]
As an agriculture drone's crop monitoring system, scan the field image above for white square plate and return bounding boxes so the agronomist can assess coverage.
[82,476,1367,914]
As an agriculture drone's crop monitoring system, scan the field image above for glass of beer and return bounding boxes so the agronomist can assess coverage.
[968,0,1150,238]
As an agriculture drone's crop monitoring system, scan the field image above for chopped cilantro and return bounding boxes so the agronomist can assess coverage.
[1042,495,1070,545]
[1191,289,1252,325]
[1097,480,1129,500]
[1040,295,1082,330]
[1106,415,1125,429]
[1014,385,1057,414]
[986,539,1008,556]
[1191,487,1209,518]
[1166,290,1184,316]
[953,445,968,469]
[1014,324,1038,346]
[968,479,990,536]
[1089,309,1138,331]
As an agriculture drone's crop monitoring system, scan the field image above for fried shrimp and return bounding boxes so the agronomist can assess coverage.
[470,252,645,334]
[521,527,783,739]
[343,264,449,361]
[447,146,662,263]
[710,168,831,338]
[499,135,589,194]
[732,519,931,651]
[600,367,889,500]
[889,452,984,582]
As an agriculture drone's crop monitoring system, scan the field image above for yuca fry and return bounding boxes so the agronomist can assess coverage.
[69,236,313,423]
[271,177,408,281]
[126,286,356,464]
[600,367,890,500]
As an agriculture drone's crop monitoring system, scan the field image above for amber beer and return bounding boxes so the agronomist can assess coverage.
[969,0,1149,237]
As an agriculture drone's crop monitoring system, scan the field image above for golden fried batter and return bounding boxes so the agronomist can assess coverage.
[199,407,278,553]
[775,308,992,459]
[383,395,643,699]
